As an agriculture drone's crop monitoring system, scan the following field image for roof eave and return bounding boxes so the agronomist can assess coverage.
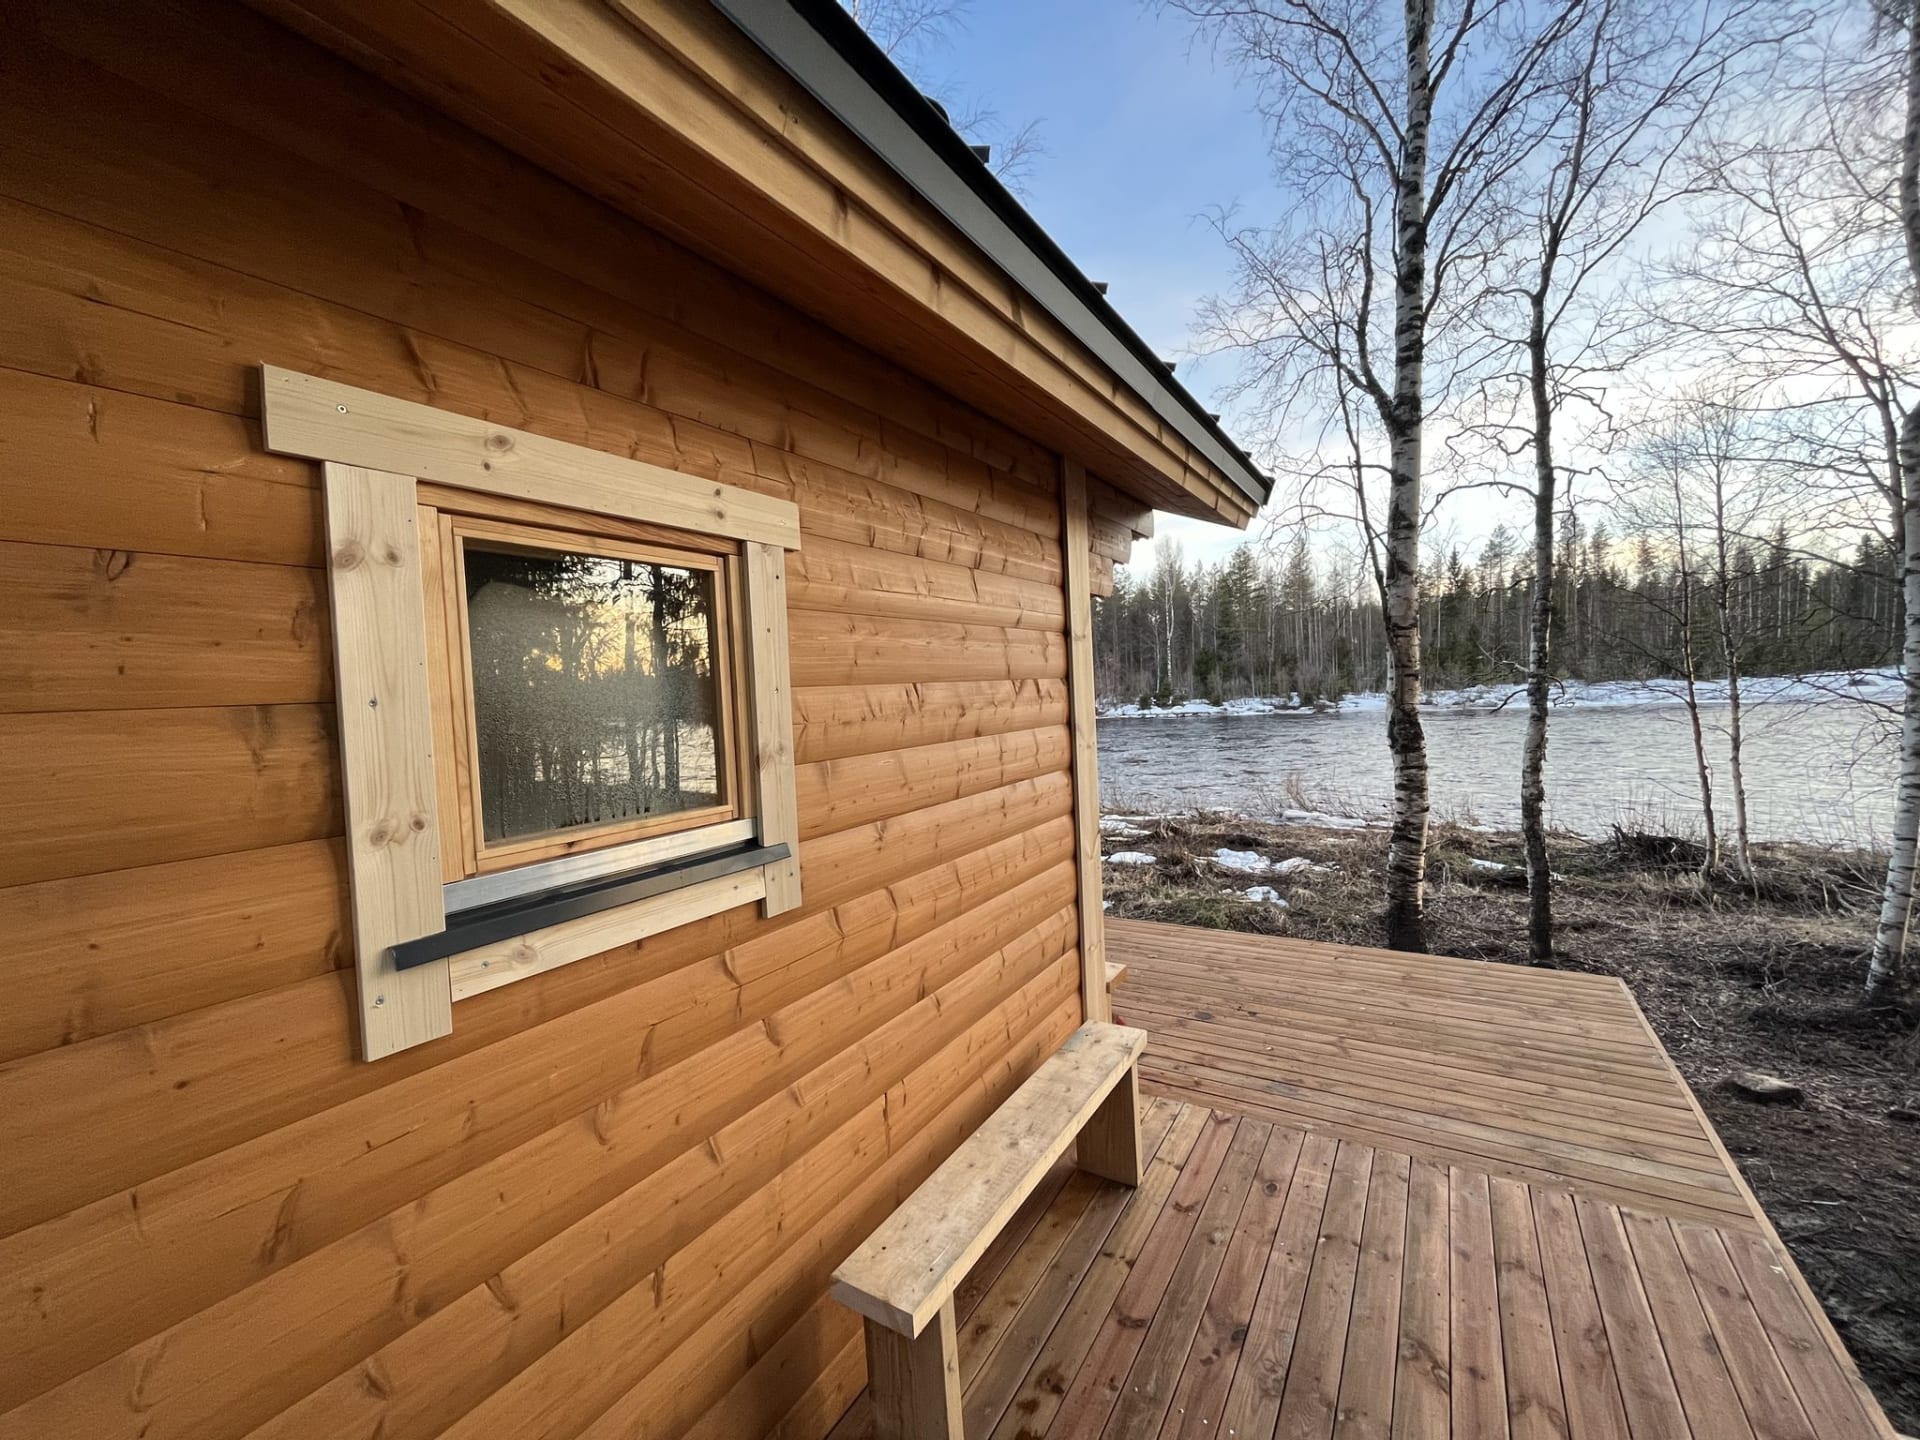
[710,0,1272,519]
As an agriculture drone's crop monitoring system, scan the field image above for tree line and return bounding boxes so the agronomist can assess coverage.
[1095,522,1900,706]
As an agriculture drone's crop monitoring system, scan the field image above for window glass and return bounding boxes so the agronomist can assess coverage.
[463,542,725,845]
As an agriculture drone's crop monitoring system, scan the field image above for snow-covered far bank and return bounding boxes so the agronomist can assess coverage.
[1097,667,1902,719]
[1102,805,1387,834]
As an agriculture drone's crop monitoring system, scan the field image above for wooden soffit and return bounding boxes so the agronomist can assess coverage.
[246,0,1261,526]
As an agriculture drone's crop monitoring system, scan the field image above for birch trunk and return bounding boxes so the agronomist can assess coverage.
[1712,570,1754,879]
[1708,473,1753,880]
[1682,667,1718,874]
[1867,12,1920,999]
[1666,470,1720,870]
[1677,548,1720,872]
[1868,403,1920,998]
[1522,299,1556,963]
[1382,0,1436,954]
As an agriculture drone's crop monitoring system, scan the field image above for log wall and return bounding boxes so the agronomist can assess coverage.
[0,4,1107,1435]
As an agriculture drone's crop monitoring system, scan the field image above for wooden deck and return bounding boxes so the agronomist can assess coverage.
[825,921,1896,1439]
[1114,920,1752,1230]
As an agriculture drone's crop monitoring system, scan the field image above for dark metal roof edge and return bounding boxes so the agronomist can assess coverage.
[705,0,1271,514]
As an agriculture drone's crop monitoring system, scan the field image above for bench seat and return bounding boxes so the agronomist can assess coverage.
[831,1020,1148,1438]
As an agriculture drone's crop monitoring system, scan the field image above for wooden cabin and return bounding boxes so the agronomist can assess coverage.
[0,2,1268,1437]
[10,4,1903,1438]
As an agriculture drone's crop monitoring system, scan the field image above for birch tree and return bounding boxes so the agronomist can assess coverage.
[1657,7,1916,991]
[1173,0,1586,951]
[1670,496,1723,871]
[1871,0,1920,997]
[1476,0,1762,959]
[1626,393,1792,874]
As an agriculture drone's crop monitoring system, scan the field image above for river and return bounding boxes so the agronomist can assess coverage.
[1097,699,1897,845]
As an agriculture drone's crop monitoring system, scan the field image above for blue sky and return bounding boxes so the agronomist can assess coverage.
[904,1,1280,566]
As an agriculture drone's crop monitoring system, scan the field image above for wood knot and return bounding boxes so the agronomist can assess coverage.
[380,544,403,566]
[95,549,134,581]
[333,540,365,571]
[484,431,515,453]
[409,814,428,833]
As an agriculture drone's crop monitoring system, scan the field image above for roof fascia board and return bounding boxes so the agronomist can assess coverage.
[708,0,1270,513]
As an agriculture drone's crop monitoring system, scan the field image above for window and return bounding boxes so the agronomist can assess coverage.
[423,507,750,884]
[463,538,728,849]
[264,365,802,1060]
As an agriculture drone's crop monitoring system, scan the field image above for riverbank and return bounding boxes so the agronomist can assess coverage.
[1100,806,1920,1430]
[1098,666,1902,718]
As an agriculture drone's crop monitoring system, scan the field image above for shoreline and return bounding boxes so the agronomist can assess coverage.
[1097,666,1902,719]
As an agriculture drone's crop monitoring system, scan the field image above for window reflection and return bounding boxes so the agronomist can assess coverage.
[463,542,725,845]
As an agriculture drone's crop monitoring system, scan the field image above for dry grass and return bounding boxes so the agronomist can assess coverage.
[1100,807,1920,1431]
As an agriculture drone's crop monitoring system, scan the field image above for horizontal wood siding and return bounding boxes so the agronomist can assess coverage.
[0,8,1086,1439]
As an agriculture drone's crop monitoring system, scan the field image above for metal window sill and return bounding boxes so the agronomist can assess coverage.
[390,840,791,971]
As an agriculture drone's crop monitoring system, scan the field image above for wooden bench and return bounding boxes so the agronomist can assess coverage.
[831,1021,1148,1439]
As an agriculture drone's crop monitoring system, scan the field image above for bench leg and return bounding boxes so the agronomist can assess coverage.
[865,1296,963,1440]
[1076,1060,1142,1185]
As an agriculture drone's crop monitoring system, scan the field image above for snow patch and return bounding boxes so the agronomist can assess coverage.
[1280,808,1381,831]
[1469,858,1510,872]
[1104,851,1158,866]
[1212,848,1274,874]
[1272,857,1316,875]
[1242,886,1288,906]
[1099,695,1321,719]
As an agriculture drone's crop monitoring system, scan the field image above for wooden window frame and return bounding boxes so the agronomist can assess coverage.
[262,365,802,1060]
[430,509,745,876]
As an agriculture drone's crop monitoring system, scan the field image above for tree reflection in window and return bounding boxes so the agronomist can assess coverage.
[463,542,725,845]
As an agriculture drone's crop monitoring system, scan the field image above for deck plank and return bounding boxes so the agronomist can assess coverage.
[1575,1194,1696,1438]
[963,1100,1181,1437]
[1450,1166,1511,1440]
[1720,1226,1891,1440]
[1331,1148,1409,1440]
[982,1105,1213,1440]
[829,1104,1890,1440]
[1620,1211,1757,1440]
[1393,1156,1453,1439]
[1671,1222,1818,1440]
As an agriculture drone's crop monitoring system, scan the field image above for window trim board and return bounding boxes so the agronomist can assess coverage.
[323,461,453,1060]
[263,365,802,549]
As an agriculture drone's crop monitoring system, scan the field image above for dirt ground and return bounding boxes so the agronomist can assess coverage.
[1100,809,1920,1433]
